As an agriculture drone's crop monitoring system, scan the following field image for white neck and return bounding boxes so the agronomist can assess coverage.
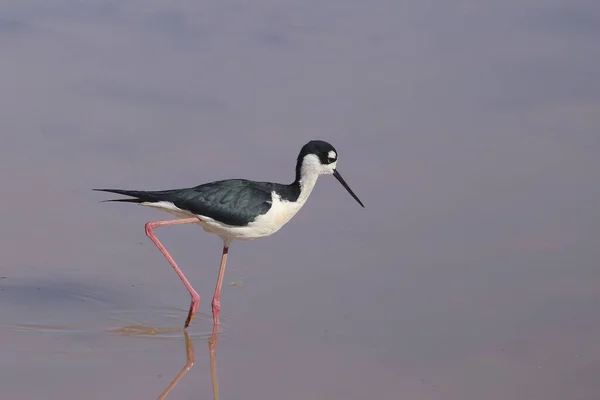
[296,154,333,205]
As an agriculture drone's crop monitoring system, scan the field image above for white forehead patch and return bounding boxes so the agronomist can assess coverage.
[327,150,337,160]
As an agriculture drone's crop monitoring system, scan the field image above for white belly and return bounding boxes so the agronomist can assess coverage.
[140,193,303,242]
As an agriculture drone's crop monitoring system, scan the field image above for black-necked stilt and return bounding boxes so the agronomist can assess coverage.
[95,140,364,328]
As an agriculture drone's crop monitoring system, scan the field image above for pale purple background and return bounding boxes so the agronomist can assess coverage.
[0,1,599,399]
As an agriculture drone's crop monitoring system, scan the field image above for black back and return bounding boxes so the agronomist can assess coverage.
[95,179,300,226]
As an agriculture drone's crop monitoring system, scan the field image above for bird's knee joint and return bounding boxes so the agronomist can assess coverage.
[144,222,153,236]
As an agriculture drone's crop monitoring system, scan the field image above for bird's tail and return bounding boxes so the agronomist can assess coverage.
[93,188,160,204]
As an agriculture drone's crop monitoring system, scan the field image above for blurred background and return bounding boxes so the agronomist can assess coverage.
[0,1,599,399]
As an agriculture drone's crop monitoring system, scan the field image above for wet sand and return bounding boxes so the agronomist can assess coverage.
[1,1,600,399]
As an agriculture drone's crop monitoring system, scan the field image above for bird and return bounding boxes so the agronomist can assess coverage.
[94,140,364,328]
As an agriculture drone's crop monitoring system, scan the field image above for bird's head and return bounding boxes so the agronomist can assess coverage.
[296,140,364,208]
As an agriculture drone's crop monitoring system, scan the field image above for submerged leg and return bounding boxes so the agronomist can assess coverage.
[211,241,231,325]
[144,217,202,328]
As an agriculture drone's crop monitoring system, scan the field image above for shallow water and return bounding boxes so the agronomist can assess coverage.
[1,1,600,399]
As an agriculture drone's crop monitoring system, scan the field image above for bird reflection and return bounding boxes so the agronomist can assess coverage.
[157,325,220,400]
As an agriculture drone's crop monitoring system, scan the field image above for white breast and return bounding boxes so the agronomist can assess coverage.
[242,192,302,238]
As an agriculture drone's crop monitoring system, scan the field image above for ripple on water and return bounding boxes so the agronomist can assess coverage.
[1,279,227,355]
[12,306,223,337]
[107,306,226,339]
[7,305,225,356]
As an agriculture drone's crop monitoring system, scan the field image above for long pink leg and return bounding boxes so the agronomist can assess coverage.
[211,243,230,325]
[144,217,202,328]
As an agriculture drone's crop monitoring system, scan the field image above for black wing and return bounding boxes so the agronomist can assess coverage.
[94,179,276,226]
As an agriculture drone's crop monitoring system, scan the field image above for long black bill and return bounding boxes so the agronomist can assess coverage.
[333,169,365,208]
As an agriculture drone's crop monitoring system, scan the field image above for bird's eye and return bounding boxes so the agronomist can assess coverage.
[326,150,337,163]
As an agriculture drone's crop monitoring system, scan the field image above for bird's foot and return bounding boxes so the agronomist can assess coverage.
[184,296,200,329]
